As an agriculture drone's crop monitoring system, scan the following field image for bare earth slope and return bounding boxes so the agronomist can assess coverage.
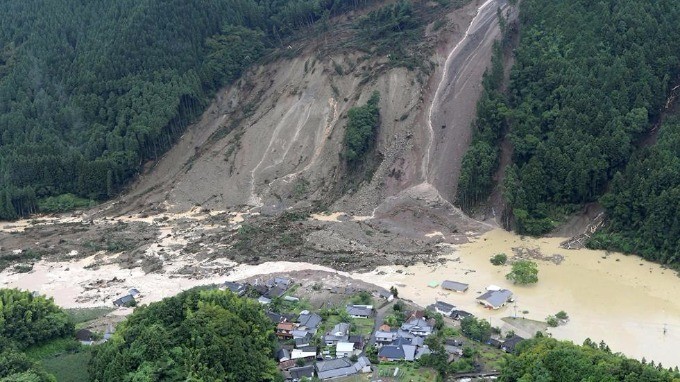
[113,0,511,228]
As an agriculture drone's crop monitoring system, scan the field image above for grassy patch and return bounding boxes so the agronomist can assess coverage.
[351,317,375,337]
[40,349,92,382]
[66,306,115,325]
[377,363,437,382]
[25,338,83,360]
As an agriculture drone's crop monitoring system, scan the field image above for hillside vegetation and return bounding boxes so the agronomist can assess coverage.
[0,289,75,381]
[0,0,387,220]
[457,0,680,265]
[501,336,680,381]
[88,288,278,382]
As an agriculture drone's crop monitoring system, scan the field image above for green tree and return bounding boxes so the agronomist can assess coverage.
[460,316,492,342]
[0,289,74,349]
[506,260,539,284]
[89,288,279,382]
[344,91,381,163]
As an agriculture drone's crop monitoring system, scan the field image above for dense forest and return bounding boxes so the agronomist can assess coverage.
[457,0,680,265]
[0,289,74,381]
[500,336,680,382]
[0,0,386,220]
[588,117,680,265]
[88,288,279,382]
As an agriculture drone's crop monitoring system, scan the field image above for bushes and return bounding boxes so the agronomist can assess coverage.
[490,253,508,265]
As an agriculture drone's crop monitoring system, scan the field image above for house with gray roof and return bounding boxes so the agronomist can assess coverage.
[292,329,311,339]
[324,323,350,345]
[441,280,469,293]
[265,285,286,298]
[346,305,373,318]
[298,312,322,330]
[476,289,513,309]
[501,335,525,353]
[315,357,371,380]
[289,365,314,381]
[222,281,246,296]
[277,348,291,362]
[378,338,416,361]
[400,317,434,336]
[375,329,398,345]
[113,294,135,307]
[433,300,456,316]
[451,310,473,320]
[266,277,292,288]
[295,332,313,348]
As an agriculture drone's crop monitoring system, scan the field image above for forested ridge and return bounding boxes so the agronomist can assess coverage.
[457,0,680,265]
[89,288,279,382]
[500,336,680,382]
[0,0,385,220]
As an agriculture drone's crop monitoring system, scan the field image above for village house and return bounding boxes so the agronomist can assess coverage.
[113,294,135,307]
[291,346,317,360]
[375,327,398,346]
[266,277,292,289]
[336,341,355,358]
[294,332,313,348]
[433,300,456,316]
[276,348,291,363]
[501,335,525,353]
[265,285,287,299]
[324,323,350,345]
[266,311,290,324]
[476,289,513,310]
[378,337,417,361]
[276,322,297,339]
[348,335,364,350]
[441,280,469,293]
[400,317,435,337]
[222,281,246,296]
[346,305,373,318]
[298,311,323,331]
[292,329,312,339]
[377,289,394,302]
[450,310,473,320]
[315,357,371,380]
[287,365,314,382]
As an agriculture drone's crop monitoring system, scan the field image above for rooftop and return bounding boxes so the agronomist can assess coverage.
[477,289,513,308]
[441,280,469,292]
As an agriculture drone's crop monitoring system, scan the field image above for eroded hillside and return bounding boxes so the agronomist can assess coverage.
[1,0,514,276]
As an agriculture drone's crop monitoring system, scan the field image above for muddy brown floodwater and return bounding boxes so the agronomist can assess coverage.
[353,229,680,368]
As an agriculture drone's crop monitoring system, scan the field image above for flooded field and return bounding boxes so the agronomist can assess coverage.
[354,229,680,367]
